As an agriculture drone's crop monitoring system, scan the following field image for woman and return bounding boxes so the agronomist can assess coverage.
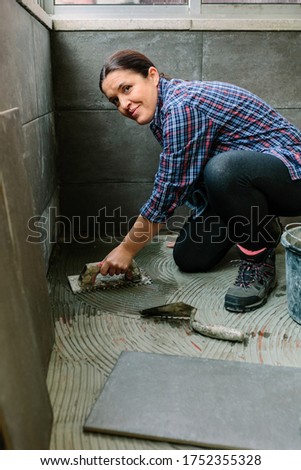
[98,49,301,313]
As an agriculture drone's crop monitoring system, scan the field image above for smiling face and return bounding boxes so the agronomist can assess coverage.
[102,67,160,125]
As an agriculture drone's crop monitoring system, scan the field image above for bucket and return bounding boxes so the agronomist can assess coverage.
[281,223,301,325]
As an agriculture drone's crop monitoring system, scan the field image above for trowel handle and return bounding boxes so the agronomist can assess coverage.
[190,320,247,343]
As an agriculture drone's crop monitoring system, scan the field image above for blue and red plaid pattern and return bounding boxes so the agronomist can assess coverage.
[140,78,301,222]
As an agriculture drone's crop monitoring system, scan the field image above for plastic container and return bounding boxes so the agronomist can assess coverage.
[281,223,301,325]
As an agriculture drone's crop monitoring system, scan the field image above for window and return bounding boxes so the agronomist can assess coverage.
[54,0,188,4]
[203,0,301,3]
[54,0,301,3]
[17,0,301,25]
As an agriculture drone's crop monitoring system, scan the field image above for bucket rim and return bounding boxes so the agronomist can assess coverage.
[281,222,301,255]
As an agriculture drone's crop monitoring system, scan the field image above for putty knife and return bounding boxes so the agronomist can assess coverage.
[141,302,247,343]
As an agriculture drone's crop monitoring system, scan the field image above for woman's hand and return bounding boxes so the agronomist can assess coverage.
[99,244,133,277]
[98,215,163,277]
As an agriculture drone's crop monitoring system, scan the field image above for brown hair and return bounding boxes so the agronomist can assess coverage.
[99,49,168,92]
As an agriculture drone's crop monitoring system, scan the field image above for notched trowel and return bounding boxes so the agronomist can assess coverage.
[68,259,151,294]
[141,302,248,343]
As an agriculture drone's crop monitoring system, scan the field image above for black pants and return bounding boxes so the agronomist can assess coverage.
[173,150,301,272]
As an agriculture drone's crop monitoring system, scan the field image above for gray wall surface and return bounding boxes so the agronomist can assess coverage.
[0,0,55,449]
[52,30,301,237]
[0,0,58,264]
[0,108,53,450]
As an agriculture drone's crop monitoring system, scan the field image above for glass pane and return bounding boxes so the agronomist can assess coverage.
[54,0,188,4]
[54,0,301,5]
[203,1,301,3]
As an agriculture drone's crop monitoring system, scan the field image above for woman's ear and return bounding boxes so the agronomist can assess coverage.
[148,66,160,86]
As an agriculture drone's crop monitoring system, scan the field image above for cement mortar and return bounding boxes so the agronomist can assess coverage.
[47,236,301,450]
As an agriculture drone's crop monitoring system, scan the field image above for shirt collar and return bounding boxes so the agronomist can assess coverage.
[150,77,170,129]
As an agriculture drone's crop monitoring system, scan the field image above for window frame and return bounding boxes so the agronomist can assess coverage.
[53,2,197,18]
[17,0,53,26]
[17,0,301,28]
[51,0,301,19]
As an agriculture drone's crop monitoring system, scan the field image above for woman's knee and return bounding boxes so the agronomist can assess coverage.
[173,241,216,272]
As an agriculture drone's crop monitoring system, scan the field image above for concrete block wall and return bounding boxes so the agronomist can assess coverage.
[52,30,301,237]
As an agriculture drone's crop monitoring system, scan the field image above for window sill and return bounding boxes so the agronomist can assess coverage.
[52,4,301,31]
[17,1,301,32]
[51,16,301,31]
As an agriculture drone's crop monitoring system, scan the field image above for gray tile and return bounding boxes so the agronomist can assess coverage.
[23,113,57,214]
[40,112,57,203]
[202,32,301,108]
[40,188,60,266]
[52,31,203,110]
[60,181,189,237]
[278,108,301,131]
[0,1,53,124]
[0,108,53,449]
[23,117,40,211]
[32,17,54,115]
[0,0,38,124]
[0,108,54,369]
[60,181,155,235]
[16,11,38,124]
[56,111,161,183]
[84,351,301,449]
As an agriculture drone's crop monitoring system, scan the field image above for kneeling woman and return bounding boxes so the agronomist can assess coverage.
[98,49,301,313]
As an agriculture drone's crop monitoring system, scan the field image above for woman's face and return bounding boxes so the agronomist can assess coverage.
[102,67,159,125]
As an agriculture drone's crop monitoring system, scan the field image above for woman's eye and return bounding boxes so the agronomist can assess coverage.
[112,98,119,107]
[124,85,131,93]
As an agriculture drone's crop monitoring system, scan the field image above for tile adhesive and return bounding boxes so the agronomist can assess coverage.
[47,235,301,450]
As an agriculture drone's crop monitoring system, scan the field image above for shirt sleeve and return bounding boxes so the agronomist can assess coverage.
[140,103,216,223]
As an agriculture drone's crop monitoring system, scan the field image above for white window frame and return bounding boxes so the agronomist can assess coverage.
[17,0,301,29]
[52,1,301,19]
[17,0,53,27]
[53,2,198,18]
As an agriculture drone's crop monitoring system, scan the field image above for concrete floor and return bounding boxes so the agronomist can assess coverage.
[46,234,301,450]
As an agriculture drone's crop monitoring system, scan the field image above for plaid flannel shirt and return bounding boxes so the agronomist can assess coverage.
[140,78,301,223]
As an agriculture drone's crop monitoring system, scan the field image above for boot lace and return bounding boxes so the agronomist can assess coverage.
[233,260,274,289]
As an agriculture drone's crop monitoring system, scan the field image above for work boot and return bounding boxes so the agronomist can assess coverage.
[224,248,277,313]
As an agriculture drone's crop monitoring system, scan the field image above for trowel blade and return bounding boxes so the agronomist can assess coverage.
[140,302,196,318]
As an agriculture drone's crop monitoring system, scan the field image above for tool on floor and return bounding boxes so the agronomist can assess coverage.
[68,259,151,294]
[140,302,247,343]
[140,302,196,318]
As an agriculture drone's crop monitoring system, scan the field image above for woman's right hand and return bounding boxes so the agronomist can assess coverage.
[99,244,133,277]
[98,215,162,277]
